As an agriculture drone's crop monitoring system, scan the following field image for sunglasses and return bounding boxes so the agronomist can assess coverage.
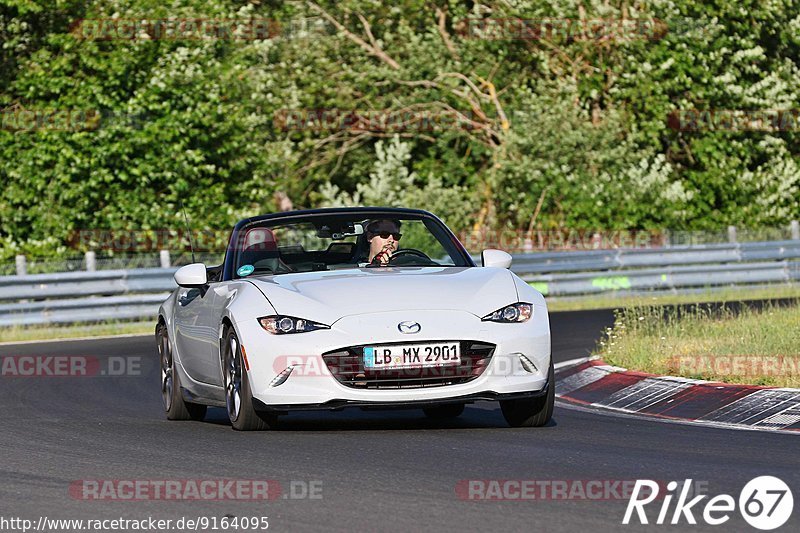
[374,232,402,240]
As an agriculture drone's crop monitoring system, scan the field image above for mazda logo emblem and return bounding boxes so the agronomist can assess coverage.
[398,321,421,334]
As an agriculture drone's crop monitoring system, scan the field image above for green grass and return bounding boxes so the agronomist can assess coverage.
[596,301,800,388]
[543,284,800,312]
[0,321,154,343]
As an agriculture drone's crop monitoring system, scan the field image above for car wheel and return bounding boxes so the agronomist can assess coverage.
[423,403,465,419]
[157,322,207,421]
[500,359,554,428]
[223,328,277,431]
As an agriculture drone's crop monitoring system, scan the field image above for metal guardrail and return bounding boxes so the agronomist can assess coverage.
[0,268,178,326]
[0,294,170,327]
[1,241,800,326]
[523,261,800,296]
[510,240,800,274]
[506,240,800,296]
[0,268,178,301]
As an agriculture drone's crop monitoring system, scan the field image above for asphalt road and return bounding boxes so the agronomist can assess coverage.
[0,309,797,532]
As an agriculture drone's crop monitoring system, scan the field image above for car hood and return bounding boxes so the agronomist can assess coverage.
[245,267,517,325]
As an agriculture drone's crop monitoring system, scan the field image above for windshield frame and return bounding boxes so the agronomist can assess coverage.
[221,207,475,281]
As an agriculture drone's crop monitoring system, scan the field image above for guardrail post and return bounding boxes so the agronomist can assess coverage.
[160,250,171,268]
[727,225,737,243]
[522,237,533,253]
[791,220,800,240]
[85,251,96,272]
[15,255,27,276]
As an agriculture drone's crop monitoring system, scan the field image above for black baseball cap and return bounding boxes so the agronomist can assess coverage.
[366,219,401,235]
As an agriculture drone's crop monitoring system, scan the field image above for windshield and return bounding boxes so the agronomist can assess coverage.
[230,213,470,278]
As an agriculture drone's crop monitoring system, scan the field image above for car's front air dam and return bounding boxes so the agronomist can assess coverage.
[252,387,551,413]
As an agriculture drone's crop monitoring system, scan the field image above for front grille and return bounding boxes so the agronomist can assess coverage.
[322,341,495,389]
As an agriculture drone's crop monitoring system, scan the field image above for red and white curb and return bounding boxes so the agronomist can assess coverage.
[555,358,800,433]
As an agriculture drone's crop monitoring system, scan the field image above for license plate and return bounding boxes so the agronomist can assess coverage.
[363,343,461,370]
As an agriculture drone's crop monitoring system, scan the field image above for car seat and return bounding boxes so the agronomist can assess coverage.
[237,228,292,274]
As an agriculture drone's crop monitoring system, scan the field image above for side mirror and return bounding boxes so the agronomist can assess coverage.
[174,263,208,288]
[481,249,512,269]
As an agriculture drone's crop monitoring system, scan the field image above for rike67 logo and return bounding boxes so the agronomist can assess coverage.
[624,476,794,530]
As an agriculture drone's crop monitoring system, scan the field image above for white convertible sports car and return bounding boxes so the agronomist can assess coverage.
[157,207,552,430]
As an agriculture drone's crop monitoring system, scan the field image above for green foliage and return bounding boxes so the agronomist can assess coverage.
[318,136,475,230]
[597,301,800,387]
[1,0,799,262]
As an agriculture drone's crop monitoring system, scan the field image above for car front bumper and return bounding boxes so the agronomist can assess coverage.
[234,308,551,409]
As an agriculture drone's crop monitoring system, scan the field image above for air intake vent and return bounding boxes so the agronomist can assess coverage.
[322,341,495,389]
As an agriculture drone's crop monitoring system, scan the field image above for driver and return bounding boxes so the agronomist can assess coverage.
[366,219,402,265]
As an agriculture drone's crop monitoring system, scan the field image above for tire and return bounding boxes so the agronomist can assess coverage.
[423,403,465,419]
[157,322,207,421]
[223,328,277,431]
[500,359,554,428]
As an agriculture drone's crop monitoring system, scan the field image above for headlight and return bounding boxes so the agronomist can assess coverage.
[258,316,330,334]
[481,303,533,323]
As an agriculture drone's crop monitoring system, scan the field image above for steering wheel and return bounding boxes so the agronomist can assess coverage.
[389,248,433,263]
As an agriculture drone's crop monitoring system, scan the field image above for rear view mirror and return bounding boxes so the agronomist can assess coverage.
[174,263,208,287]
[481,249,512,269]
[331,223,364,240]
